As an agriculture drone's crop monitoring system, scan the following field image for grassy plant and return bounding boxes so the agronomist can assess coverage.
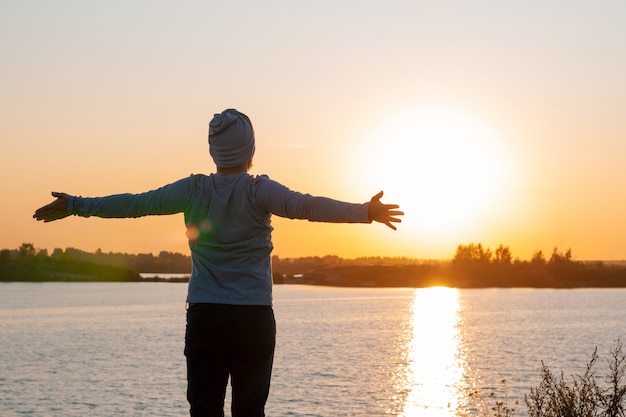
[599,340,626,417]
[469,379,518,417]
[469,341,625,417]
[524,340,625,417]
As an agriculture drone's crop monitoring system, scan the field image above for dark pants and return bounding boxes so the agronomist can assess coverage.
[184,303,276,417]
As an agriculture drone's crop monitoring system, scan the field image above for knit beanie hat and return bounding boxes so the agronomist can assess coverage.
[208,109,255,168]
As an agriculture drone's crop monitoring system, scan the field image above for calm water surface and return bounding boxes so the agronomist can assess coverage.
[1,283,624,416]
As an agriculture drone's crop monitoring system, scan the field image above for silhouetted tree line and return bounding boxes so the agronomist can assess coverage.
[0,243,140,282]
[3,243,626,286]
[447,243,626,288]
[273,243,626,288]
[61,246,192,272]
[1,244,191,275]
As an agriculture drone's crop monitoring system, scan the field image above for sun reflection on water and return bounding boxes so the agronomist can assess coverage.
[399,287,468,416]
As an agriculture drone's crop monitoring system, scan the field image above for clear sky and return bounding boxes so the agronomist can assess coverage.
[2,1,625,261]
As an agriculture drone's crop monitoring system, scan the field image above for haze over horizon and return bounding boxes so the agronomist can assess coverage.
[2,1,625,261]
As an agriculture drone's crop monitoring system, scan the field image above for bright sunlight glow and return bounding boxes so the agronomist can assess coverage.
[351,106,517,243]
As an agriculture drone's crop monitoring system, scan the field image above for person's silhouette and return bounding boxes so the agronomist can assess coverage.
[34,108,403,417]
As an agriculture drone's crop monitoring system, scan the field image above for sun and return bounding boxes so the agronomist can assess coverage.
[349,106,516,243]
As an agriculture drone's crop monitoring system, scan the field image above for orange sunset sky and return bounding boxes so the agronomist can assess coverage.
[2,1,625,261]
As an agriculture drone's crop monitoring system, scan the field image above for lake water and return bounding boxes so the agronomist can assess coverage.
[1,283,624,416]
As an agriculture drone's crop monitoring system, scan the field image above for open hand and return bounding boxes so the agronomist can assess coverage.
[33,192,71,222]
[368,191,404,230]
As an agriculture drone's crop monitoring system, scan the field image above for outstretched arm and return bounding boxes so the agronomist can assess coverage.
[33,177,195,222]
[33,192,71,222]
[368,191,404,230]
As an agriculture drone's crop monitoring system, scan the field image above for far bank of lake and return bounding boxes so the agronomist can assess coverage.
[3,243,626,287]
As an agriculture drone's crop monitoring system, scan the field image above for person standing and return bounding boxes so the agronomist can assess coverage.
[33,108,403,416]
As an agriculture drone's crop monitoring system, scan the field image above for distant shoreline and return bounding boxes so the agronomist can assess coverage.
[3,243,626,288]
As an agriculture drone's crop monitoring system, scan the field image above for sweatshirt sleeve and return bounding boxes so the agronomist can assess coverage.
[254,176,370,223]
[68,176,194,218]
